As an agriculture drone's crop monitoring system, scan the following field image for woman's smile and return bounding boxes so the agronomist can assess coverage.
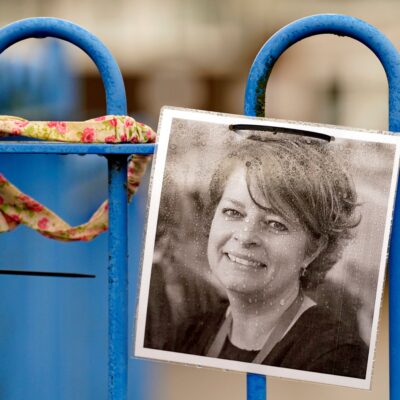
[224,252,267,270]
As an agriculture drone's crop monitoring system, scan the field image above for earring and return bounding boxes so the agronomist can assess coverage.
[300,267,307,277]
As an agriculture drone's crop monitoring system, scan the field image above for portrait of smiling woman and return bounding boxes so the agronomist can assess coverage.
[139,115,397,386]
[201,139,366,377]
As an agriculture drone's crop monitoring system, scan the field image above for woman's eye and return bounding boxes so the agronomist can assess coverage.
[267,220,288,232]
[222,208,242,218]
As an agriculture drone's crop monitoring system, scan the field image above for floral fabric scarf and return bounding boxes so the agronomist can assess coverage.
[0,115,156,241]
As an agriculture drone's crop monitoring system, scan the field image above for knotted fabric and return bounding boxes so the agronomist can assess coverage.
[0,115,156,241]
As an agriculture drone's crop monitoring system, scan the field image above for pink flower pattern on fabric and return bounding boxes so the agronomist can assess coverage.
[105,135,116,143]
[108,117,118,127]
[0,115,156,241]
[10,214,21,223]
[124,119,133,127]
[48,121,67,134]
[38,217,49,230]
[82,127,95,143]
[15,120,29,128]
[18,194,44,212]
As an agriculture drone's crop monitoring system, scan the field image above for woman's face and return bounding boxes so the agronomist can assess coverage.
[207,166,314,300]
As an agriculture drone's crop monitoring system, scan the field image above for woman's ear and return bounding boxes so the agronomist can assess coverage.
[304,235,328,267]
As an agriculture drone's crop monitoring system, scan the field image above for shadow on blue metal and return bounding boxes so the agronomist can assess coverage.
[244,13,400,400]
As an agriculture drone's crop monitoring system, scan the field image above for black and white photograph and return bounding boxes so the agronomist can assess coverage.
[134,107,400,389]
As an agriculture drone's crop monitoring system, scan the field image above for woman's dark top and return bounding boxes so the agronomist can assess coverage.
[145,299,369,379]
[219,338,259,363]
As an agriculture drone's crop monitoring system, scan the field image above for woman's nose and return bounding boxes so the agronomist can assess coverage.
[233,221,261,247]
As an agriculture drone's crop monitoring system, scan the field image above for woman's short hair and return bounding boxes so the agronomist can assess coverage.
[207,135,360,290]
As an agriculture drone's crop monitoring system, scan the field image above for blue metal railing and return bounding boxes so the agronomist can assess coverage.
[244,13,400,400]
[0,17,154,400]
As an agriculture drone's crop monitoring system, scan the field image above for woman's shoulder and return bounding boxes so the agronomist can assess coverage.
[295,305,366,346]
[266,305,369,379]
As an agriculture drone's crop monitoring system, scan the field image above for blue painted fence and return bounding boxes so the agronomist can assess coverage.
[245,14,400,400]
[0,13,399,400]
[0,18,153,400]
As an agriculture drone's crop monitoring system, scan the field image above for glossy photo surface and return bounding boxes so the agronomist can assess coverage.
[134,107,400,389]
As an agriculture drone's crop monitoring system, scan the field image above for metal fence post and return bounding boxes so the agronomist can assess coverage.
[107,155,129,399]
[0,18,135,400]
[244,13,400,400]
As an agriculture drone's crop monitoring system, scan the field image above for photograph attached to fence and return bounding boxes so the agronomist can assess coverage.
[134,107,400,389]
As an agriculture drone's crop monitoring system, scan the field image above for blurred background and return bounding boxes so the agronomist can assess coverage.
[0,0,396,399]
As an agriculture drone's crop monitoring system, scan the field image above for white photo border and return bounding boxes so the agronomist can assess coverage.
[134,107,400,390]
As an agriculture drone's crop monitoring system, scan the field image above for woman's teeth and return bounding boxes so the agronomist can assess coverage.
[226,253,265,269]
